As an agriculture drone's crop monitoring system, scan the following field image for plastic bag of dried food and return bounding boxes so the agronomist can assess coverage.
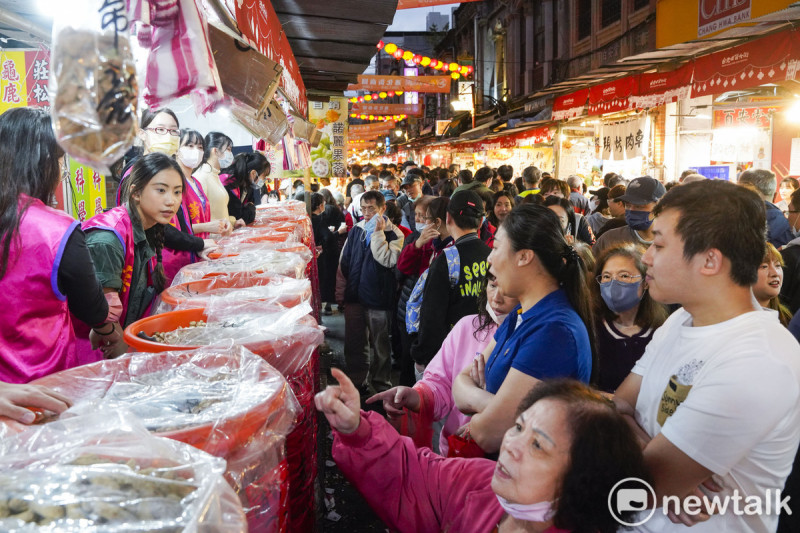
[49,0,138,174]
[172,250,309,285]
[0,409,246,532]
[256,200,308,218]
[155,274,312,314]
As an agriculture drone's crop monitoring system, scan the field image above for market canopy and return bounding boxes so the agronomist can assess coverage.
[270,0,398,94]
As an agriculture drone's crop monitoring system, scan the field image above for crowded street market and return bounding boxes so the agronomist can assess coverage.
[2,0,800,531]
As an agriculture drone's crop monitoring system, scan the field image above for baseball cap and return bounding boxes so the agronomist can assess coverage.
[401,174,423,188]
[617,176,666,205]
[448,190,485,217]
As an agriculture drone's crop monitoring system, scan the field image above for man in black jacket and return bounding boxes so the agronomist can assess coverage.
[410,190,491,378]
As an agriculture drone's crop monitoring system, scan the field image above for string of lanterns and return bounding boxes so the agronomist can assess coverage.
[349,113,409,122]
[349,91,404,104]
[376,40,474,80]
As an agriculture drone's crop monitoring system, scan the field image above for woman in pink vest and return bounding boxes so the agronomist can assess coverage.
[84,153,185,357]
[0,108,118,383]
[175,129,232,239]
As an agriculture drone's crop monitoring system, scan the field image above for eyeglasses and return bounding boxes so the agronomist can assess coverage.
[146,126,180,137]
[596,273,643,284]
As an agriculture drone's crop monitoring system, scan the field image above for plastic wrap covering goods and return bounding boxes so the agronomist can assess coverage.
[215,225,301,247]
[206,240,311,261]
[256,200,307,218]
[0,409,246,532]
[50,0,138,174]
[171,250,308,284]
[156,275,312,314]
[123,303,323,377]
[0,346,298,532]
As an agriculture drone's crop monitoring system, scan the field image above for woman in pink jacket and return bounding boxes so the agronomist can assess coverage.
[318,369,649,533]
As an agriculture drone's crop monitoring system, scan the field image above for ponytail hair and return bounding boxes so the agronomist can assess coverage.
[223,152,270,197]
[501,204,597,383]
[124,152,186,293]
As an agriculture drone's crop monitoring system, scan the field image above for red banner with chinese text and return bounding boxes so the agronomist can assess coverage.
[353,75,451,93]
[692,29,800,98]
[349,122,396,135]
[552,88,589,120]
[712,106,780,129]
[630,62,693,109]
[234,0,307,116]
[351,103,423,116]
[589,76,638,115]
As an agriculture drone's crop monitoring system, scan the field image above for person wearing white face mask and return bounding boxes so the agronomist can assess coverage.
[115,109,213,285]
[175,130,232,239]
[195,132,237,227]
[221,152,270,226]
[369,272,519,456]
[320,369,649,533]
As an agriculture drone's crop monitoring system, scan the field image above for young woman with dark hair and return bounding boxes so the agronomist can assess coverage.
[543,195,595,245]
[452,204,594,453]
[85,153,185,356]
[175,129,232,239]
[321,372,649,533]
[0,108,114,383]
[592,243,668,392]
[195,131,234,225]
[221,152,269,226]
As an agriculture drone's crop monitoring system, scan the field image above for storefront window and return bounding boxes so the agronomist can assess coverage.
[601,0,621,27]
[633,0,649,11]
[577,0,591,41]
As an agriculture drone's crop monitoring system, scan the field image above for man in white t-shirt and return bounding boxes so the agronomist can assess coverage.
[613,180,800,533]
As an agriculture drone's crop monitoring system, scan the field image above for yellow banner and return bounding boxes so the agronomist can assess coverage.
[0,51,27,114]
[66,158,106,222]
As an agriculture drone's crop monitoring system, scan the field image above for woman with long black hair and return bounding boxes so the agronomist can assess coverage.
[84,153,185,356]
[452,204,594,454]
[0,108,114,383]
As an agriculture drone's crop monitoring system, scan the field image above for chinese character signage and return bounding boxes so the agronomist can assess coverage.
[0,49,51,115]
[698,0,750,38]
[351,103,423,116]
[713,106,778,129]
[66,158,106,222]
[597,118,647,161]
[354,75,451,94]
[308,97,348,178]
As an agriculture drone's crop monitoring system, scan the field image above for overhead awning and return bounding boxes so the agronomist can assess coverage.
[552,89,590,121]
[630,62,693,109]
[588,76,638,115]
[692,29,800,97]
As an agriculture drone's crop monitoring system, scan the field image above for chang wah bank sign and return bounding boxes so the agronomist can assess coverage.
[698,0,751,37]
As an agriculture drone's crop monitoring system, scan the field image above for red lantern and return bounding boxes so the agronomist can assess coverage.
[467,65,474,74]
[413,55,422,64]
[388,91,395,97]
[393,49,403,59]
[377,40,384,49]
[372,93,379,99]
[358,96,364,103]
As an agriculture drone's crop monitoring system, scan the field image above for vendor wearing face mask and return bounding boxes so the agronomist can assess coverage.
[221,152,270,226]
[592,176,666,257]
[591,244,668,393]
[175,129,232,239]
[116,109,214,285]
[195,132,237,227]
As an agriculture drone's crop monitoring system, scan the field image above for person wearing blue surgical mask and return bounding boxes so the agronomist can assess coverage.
[592,243,668,392]
[592,176,666,257]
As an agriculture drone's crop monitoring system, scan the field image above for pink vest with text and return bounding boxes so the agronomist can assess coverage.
[0,197,85,383]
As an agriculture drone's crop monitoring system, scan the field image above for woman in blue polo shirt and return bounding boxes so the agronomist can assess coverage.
[453,204,594,454]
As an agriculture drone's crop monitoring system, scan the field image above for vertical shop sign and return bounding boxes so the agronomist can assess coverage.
[67,158,106,222]
[308,97,348,178]
[0,51,26,114]
[599,118,647,160]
